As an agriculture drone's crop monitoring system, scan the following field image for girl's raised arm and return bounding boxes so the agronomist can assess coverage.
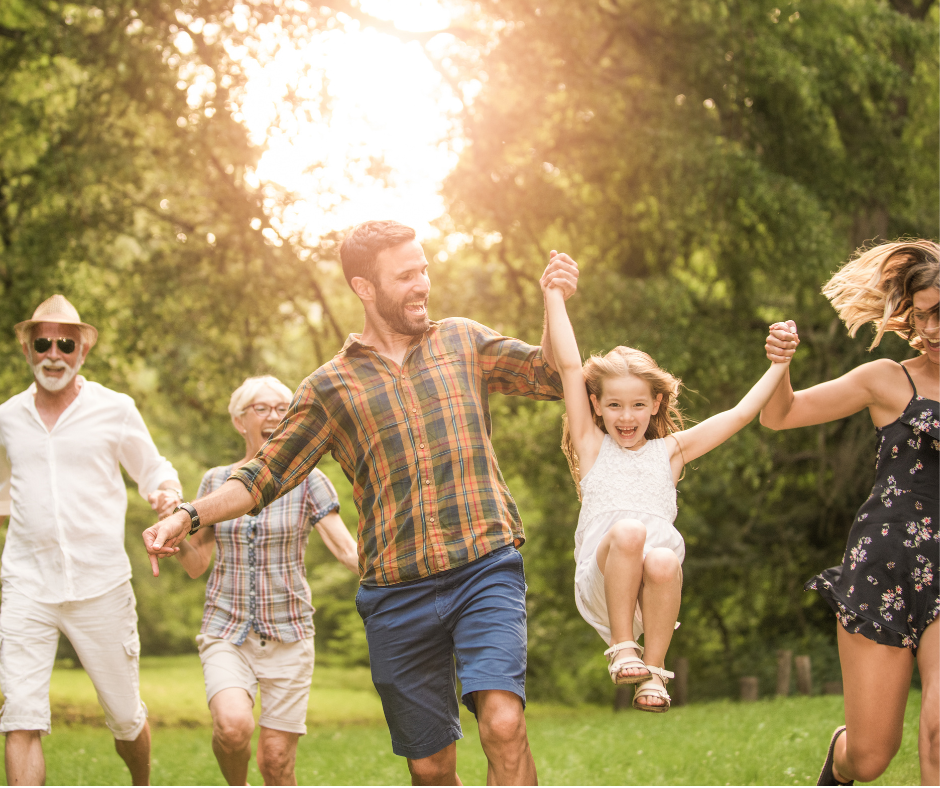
[665,323,798,481]
[542,256,604,472]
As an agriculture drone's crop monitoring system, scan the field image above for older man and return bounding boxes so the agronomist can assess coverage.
[145,221,580,785]
[0,295,183,785]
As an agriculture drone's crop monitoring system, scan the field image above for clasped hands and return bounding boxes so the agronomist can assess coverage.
[541,250,579,298]
[766,320,800,363]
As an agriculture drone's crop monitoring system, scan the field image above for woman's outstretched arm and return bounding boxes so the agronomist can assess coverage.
[759,322,905,430]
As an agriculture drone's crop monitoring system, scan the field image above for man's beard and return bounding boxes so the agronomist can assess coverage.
[375,284,430,336]
[30,355,81,392]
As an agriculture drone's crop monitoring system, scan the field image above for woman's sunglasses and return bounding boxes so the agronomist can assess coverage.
[33,337,77,354]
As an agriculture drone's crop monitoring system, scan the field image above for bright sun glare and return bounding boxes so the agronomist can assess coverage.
[232,0,460,243]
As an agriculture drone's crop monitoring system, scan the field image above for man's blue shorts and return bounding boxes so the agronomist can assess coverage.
[355,544,527,760]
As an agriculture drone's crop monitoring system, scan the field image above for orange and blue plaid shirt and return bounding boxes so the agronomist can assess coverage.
[230,317,563,587]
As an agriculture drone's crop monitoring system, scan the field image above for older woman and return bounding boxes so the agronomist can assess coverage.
[177,375,357,786]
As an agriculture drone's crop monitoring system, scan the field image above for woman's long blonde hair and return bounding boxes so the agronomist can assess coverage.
[561,346,684,498]
[822,240,939,351]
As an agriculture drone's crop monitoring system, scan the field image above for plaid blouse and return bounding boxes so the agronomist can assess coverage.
[230,318,563,587]
[199,464,339,644]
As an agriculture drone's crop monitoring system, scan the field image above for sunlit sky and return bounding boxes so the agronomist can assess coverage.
[233,1,462,243]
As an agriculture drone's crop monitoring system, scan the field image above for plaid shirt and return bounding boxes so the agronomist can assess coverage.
[230,317,563,587]
[199,464,339,644]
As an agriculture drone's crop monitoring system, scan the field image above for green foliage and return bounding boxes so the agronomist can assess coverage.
[1,0,937,706]
[439,0,939,701]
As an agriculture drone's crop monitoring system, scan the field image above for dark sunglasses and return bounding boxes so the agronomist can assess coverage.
[33,337,77,354]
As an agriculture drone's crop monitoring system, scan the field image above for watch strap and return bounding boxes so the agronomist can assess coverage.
[174,502,201,535]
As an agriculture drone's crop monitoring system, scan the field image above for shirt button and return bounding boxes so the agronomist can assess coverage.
[419,443,424,448]
[429,516,435,522]
[412,408,416,413]
[425,480,430,485]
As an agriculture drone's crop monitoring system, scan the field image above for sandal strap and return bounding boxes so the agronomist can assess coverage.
[634,682,672,701]
[645,665,675,682]
[603,641,643,657]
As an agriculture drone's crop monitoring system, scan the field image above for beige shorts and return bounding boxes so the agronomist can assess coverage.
[196,630,314,735]
[0,581,147,740]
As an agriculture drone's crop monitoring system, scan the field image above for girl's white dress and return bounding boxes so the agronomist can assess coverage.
[574,435,685,644]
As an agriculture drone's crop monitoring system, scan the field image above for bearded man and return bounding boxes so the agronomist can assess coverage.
[144,220,580,785]
[0,295,183,785]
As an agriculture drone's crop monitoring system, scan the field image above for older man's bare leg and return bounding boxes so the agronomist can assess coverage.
[5,730,45,786]
[114,720,151,786]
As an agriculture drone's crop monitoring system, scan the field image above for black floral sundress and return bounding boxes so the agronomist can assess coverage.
[806,364,939,653]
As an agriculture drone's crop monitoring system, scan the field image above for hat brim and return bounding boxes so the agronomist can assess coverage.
[14,317,98,350]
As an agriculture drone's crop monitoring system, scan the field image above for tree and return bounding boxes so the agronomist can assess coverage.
[0,0,365,658]
[438,0,939,700]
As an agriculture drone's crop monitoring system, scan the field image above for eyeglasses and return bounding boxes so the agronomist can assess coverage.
[246,403,289,417]
[33,337,76,354]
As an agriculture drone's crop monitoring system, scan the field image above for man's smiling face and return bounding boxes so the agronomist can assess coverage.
[372,239,431,336]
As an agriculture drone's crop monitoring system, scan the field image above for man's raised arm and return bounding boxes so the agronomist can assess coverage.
[142,479,255,576]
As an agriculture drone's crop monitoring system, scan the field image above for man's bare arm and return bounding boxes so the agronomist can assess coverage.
[142,479,255,577]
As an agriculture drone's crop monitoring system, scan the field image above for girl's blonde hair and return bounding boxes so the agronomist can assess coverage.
[561,346,684,498]
[822,239,939,351]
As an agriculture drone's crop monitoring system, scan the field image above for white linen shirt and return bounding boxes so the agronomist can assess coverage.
[0,377,179,603]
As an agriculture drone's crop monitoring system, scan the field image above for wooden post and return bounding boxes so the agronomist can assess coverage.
[795,655,812,695]
[776,649,792,697]
[823,681,843,695]
[740,676,758,702]
[673,657,689,706]
[614,685,632,711]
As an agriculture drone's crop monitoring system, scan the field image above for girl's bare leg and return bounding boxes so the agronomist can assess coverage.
[916,619,938,785]
[634,548,682,707]
[596,519,647,680]
[831,625,913,783]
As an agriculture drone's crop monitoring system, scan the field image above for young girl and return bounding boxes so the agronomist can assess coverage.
[760,240,938,786]
[542,253,797,712]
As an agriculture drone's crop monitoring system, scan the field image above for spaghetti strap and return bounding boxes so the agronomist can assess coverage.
[898,363,917,397]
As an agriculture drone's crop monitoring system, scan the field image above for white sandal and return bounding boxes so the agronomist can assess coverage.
[603,641,649,685]
[632,665,675,713]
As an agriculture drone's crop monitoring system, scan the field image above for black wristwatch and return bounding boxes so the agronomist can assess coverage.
[174,502,201,535]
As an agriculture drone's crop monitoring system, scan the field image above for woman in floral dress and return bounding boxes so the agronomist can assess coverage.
[761,240,938,786]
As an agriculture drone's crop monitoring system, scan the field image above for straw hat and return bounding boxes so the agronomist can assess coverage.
[14,294,98,349]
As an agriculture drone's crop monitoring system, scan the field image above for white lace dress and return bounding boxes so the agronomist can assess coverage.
[574,435,685,644]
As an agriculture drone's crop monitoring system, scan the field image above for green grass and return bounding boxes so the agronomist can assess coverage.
[0,658,924,785]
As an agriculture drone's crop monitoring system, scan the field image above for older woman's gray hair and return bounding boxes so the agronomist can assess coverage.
[227,376,294,421]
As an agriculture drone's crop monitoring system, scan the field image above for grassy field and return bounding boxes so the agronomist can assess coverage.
[0,656,923,785]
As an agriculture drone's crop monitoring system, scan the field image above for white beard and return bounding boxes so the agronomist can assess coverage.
[31,356,81,393]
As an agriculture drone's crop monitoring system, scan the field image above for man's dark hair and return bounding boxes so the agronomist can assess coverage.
[340,220,417,287]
